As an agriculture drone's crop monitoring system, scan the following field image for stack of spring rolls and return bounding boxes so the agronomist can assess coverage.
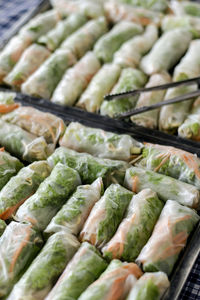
[2,0,200,143]
[0,91,199,299]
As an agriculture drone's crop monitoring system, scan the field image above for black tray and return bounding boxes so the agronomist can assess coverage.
[0,1,200,299]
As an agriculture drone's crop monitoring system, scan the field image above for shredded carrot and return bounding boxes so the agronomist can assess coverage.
[0,148,4,152]
[131,175,139,193]
[0,103,19,114]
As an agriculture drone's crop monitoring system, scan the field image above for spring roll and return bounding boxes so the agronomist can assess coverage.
[0,219,6,236]
[16,163,81,230]
[0,91,19,114]
[79,259,143,300]
[19,10,60,42]
[114,24,158,68]
[80,184,133,248]
[39,13,87,51]
[0,148,23,191]
[94,21,143,63]
[2,106,66,145]
[119,0,168,12]
[59,122,143,160]
[100,68,147,118]
[0,120,52,162]
[50,0,104,19]
[131,72,171,129]
[178,97,200,141]
[47,147,129,186]
[51,52,101,106]
[140,29,192,75]
[170,0,200,17]
[0,221,43,297]
[126,272,170,300]
[0,36,31,83]
[103,189,163,262]
[137,200,199,275]
[21,48,76,99]
[104,1,163,25]
[161,15,200,38]
[124,166,200,208]
[137,143,200,189]
[0,161,51,220]
[61,17,108,59]
[77,63,121,113]
[45,178,103,236]
[4,44,51,88]
[45,242,108,300]
[7,232,80,300]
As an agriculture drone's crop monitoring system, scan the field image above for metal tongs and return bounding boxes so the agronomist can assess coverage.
[104,76,200,119]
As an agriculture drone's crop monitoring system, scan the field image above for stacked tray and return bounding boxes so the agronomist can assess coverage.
[0,1,200,299]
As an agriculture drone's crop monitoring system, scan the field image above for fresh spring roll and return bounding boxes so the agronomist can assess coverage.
[94,21,143,63]
[0,120,52,162]
[131,72,171,129]
[114,24,158,68]
[77,63,121,113]
[103,189,163,262]
[104,1,163,25]
[140,29,192,75]
[0,161,51,220]
[159,84,197,134]
[51,52,101,106]
[126,272,170,300]
[161,15,200,38]
[16,163,81,231]
[136,143,200,189]
[0,219,6,236]
[50,0,104,19]
[38,13,87,51]
[61,17,108,59]
[124,166,200,208]
[0,148,23,191]
[4,44,51,88]
[0,91,19,114]
[100,68,147,118]
[80,184,133,248]
[78,259,143,300]
[45,178,103,236]
[59,122,143,160]
[44,242,108,300]
[136,200,200,275]
[0,221,43,297]
[178,97,200,141]
[0,36,31,83]
[21,48,76,99]
[170,0,200,17]
[119,0,168,12]
[2,106,66,145]
[47,147,129,186]
[19,10,60,42]
[7,232,80,300]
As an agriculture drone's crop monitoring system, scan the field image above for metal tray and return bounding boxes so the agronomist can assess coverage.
[0,1,200,299]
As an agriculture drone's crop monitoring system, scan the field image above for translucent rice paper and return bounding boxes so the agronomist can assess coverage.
[124,166,200,208]
[2,106,66,145]
[140,28,192,75]
[51,52,101,106]
[136,200,199,275]
[80,184,133,248]
[79,259,143,300]
[59,122,143,160]
[127,272,170,300]
[0,221,43,297]
[7,232,80,300]
[4,44,51,88]
[45,178,103,236]
[0,91,19,114]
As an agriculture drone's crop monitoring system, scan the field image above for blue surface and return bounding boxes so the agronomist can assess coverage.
[0,1,199,299]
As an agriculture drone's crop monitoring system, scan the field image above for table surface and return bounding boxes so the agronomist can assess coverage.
[0,0,200,299]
